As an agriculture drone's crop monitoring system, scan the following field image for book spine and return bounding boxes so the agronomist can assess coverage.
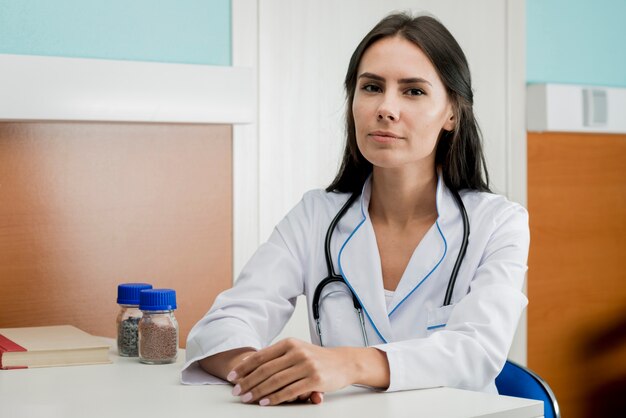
[0,333,27,370]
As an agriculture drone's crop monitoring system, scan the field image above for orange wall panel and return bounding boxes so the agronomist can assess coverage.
[0,122,233,348]
[528,132,626,417]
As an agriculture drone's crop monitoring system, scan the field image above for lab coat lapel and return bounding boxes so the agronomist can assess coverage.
[388,175,456,315]
[337,178,393,344]
[387,224,446,314]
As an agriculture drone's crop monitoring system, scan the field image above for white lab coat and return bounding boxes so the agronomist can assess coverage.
[181,174,529,394]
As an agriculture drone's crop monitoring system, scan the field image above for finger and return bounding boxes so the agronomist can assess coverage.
[233,352,297,397]
[297,392,312,401]
[239,363,307,404]
[309,391,324,404]
[225,351,255,383]
[230,339,293,380]
[257,377,314,406]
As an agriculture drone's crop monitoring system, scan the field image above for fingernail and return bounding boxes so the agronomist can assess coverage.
[241,392,253,403]
[226,371,237,382]
[231,384,241,396]
[259,398,270,406]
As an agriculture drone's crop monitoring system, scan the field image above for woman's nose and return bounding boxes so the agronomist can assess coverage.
[377,111,397,121]
[377,96,399,122]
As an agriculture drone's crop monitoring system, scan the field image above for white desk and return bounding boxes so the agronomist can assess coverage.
[0,342,543,418]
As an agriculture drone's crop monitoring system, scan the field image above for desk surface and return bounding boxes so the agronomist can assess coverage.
[0,341,542,418]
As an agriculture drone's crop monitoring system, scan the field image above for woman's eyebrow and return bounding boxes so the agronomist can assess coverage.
[398,77,432,87]
[358,72,432,86]
[358,72,385,81]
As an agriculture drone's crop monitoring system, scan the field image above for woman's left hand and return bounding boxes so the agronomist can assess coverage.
[226,338,357,406]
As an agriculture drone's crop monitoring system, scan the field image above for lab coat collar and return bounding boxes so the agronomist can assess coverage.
[337,172,457,344]
[433,170,460,228]
[337,176,392,343]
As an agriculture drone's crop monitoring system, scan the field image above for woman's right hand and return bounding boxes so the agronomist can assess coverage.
[199,347,323,404]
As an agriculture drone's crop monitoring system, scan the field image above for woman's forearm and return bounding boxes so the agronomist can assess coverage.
[198,347,257,381]
[340,347,390,390]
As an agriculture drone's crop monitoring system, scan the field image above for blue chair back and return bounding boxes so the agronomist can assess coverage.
[495,360,560,418]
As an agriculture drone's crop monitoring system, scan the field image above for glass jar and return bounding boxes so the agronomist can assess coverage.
[116,283,153,357]
[138,289,179,364]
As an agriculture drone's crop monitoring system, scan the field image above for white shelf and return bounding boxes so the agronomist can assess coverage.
[0,54,255,124]
[527,83,626,134]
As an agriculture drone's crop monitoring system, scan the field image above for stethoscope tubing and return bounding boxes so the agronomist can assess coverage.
[313,186,469,346]
[323,192,361,281]
[313,192,365,347]
[443,189,470,306]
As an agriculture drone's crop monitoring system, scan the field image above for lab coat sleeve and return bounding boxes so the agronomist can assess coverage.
[374,204,530,392]
[180,193,315,385]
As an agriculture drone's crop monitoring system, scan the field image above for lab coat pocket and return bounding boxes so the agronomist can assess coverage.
[427,304,455,333]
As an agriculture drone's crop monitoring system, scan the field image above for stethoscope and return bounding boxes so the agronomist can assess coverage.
[312,187,470,347]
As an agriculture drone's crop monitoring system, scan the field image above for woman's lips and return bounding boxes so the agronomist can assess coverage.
[368,131,402,143]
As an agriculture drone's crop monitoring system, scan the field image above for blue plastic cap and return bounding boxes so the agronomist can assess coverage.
[117,283,153,305]
[139,289,177,311]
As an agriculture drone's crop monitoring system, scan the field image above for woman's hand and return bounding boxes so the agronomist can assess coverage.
[226,338,371,406]
[227,338,350,406]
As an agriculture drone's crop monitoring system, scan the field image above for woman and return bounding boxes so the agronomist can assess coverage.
[182,13,529,407]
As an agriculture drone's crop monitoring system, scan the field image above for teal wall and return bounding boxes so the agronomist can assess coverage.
[0,0,231,66]
[527,0,626,87]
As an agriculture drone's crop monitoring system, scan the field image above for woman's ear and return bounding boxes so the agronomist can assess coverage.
[443,112,455,132]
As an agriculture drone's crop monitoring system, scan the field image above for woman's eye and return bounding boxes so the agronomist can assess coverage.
[406,88,425,96]
[362,84,382,93]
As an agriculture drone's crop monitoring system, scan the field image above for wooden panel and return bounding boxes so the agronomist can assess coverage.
[528,132,626,418]
[0,122,233,348]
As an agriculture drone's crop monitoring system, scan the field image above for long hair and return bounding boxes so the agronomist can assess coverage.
[326,13,490,194]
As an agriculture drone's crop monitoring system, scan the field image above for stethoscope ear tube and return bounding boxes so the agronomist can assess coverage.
[324,192,361,278]
[443,189,470,306]
[356,308,370,346]
[313,276,362,320]
[314,278,369,347]
[315,191,361,321]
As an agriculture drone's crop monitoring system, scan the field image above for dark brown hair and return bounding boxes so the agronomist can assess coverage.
[326,13,490,194]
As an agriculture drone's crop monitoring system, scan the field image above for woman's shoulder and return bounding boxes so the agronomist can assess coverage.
[460,189,528,226]
[301,188,351,207]
[281,188,351,227]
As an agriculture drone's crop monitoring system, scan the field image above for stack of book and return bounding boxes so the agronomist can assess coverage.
[0,325,111,369]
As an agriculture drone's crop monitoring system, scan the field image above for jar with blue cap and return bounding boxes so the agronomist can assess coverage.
[117,283,153,357]
[138,289,179,364]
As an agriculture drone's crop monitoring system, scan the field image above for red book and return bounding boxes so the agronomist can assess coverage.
[0,325,110,369]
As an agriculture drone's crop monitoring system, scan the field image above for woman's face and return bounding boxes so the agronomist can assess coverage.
[352,36,455,171]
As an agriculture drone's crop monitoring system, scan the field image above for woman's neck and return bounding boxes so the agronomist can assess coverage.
[369,166,438,228]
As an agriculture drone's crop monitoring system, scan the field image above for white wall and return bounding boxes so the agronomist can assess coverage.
[233,0,527,363]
